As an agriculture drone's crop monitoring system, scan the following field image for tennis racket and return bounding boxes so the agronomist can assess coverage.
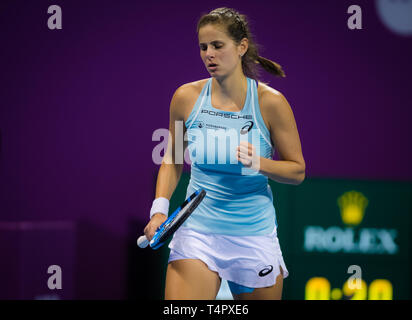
[137,189,206,249]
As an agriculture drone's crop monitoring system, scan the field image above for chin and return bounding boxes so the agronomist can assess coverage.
[210,70,229,79]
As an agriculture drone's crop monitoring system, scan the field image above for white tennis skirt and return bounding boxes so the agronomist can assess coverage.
[168,226,289,289]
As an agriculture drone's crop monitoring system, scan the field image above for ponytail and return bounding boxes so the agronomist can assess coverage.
[256,56,285,78]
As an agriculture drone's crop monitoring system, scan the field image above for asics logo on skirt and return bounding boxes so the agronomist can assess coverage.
[258,265,274,277]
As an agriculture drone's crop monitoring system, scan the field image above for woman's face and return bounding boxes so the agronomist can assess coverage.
[198,24,245,77]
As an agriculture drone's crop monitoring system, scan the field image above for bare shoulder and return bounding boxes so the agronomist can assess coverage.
[171,79,208,122]
[257,82,288,111]
[257,82,292,132]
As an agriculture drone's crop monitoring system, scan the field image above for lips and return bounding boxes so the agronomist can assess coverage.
[208,64,218,72]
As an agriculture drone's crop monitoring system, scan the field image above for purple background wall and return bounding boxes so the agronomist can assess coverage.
[1,0,411,298]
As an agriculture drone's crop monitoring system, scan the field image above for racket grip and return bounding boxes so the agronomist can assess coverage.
[137,235,149,248]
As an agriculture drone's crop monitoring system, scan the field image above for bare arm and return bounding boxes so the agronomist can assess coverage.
[144,84,190,239]
[154,104,186,201]
[260,90,305,185]
[237,90,305,185]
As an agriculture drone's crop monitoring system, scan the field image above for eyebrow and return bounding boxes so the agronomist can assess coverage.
[199,40,224,45]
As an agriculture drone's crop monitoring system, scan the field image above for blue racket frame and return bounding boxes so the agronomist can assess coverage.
[149,189,206,249]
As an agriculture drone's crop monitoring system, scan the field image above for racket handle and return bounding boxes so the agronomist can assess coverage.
[137,235,149,248]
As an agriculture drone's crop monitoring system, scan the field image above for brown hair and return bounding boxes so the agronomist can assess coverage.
[196,7,285,81]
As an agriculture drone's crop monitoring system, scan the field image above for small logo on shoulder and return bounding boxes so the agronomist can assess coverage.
[258,265,274,277]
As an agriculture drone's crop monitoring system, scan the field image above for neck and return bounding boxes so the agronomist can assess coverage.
[212,71,247,106]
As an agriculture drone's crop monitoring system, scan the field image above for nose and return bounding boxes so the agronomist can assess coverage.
[205,46,215,59]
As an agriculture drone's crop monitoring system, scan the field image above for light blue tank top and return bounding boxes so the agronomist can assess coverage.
[183,77,277,236]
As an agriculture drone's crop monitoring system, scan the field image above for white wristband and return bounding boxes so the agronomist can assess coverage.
[150,197,169,219]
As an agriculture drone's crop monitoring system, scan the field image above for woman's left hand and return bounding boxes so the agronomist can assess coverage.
[236,141,260,171]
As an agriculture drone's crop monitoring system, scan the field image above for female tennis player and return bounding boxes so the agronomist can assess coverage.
[143,7,305,300]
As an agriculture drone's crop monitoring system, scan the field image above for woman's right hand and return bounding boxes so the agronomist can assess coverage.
[143,213,167,241]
